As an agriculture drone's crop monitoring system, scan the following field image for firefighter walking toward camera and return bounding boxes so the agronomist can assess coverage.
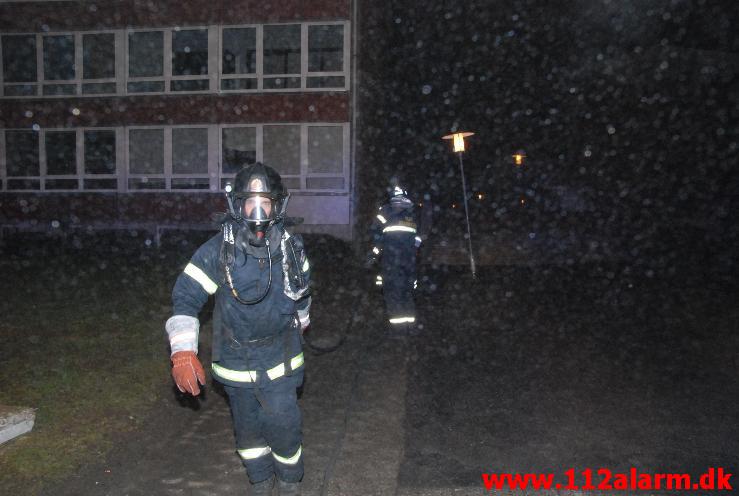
[368,185,422,335]
[164,163,311,496]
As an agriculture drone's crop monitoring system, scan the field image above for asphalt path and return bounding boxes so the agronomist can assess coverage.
[399,264,739,495]
[45,248,738,496]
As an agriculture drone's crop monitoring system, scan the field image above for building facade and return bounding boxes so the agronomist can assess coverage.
[0,0,357,241]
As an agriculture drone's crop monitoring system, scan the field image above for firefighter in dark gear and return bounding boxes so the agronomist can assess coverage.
[369,185,422,335]
[165,163,311,496]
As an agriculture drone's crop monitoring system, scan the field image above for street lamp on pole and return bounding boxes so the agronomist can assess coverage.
[442,131,476,279]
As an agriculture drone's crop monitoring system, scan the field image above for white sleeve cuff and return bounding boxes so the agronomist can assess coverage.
[165,315,200,356]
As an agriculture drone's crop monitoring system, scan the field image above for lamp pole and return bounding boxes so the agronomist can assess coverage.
[443,132,476,279]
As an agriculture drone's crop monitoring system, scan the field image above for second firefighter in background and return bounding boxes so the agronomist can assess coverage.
[369,185,422,335]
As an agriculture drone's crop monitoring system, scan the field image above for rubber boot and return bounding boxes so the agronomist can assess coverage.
[250,475,274,496]
[277,479,301,496]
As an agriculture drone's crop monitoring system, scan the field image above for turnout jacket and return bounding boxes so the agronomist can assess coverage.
[369,202,422,267]
[166,223,311,390]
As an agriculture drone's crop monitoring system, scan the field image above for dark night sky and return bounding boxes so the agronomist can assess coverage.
[355,0,737,267]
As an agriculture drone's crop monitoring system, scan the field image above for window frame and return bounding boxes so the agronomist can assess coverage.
[0,126,122,191]
[0,30,123,97]
[1,123,348,193]
[1,21,350,98]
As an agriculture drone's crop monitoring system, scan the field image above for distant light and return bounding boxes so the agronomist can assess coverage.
[520,197,526,205]
[224,182,233,193]
[513,150,526,166]
[442,131,475,153]
[451,203,457,209]
[71,108,81,116]
[477,193,484,200]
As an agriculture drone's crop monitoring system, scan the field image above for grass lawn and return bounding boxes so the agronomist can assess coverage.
[0,231,211,495]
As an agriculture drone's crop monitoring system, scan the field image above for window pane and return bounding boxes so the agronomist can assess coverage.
[129,129,163,174]
[308,126,343,173]
[172,128,208,174]
[172,29,208,76]
[263,77,300,89]
[281,177,300,190]
[264,25,300,75]
[307,76,345,88]
[83,33,115,79]
[308,25,343,72]
[263,125,300,176]
[43,35,75,80]
[43,84,76,95]
[82,82,116,94]
[4,84,36,96]
[222,127,256,173]
[171,178,210,190]
[8,179,40,190]
[128,31,163,78]
[221,78,257,90]
[222,28,256,75]
[84,130,116,174]
[45,178,78,190]
[128,178,165,190]
[170,79,209,91]
[127,81,164,93]
[6,130,39,176]
[84,178,117,190]
[46,131,77,175]
[306,177,344,190]
[2,35,37,83]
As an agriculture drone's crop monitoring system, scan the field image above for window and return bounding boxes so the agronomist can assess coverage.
[42,35,76,95]
[127,28,211,94]
[222,127,256,184]
[5,130,40,190]
[307,126,345,189]
[2,32,118,97]
[2,124,348,193]
[128,31,164,93]
[126,127,212,191]
[82,33,116,94]
[308,24,345,89]
[221,27,257,91]
[128,128,165,189]
[2,35,37,96]
[171,29,209,92]
[45,131,78,190]
[263,125,301,189]
[84,130,117,190]
[2,22,349,97]
[263,24,301,90]
[172,128,209,189]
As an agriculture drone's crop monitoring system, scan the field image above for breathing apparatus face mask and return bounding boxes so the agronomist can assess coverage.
[241,195,273,240]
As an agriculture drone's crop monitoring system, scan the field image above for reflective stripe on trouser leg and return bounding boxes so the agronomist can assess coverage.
[261,385,304,483]
[224,386,274,484]
[273,445,302,465]
[238,446,271,460]
[383,265,416,326]
[389,316,416,324]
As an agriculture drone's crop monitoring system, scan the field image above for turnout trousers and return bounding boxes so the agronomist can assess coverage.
[224,380,304,484]
[381,239,417,325]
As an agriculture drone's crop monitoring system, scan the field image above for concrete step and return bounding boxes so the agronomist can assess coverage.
[0,405,36,445]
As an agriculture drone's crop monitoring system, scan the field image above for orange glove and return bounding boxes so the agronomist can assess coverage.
[171,351,206,396]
